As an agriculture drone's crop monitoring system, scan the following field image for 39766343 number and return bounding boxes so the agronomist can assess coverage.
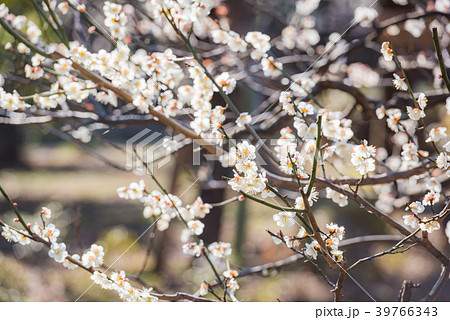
[375,307,438,317]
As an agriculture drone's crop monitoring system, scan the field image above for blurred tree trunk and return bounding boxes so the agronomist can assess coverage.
[200,161,228,244]
[0,125,22,168]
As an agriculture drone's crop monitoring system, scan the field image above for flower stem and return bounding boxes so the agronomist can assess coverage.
[0,18,49,58]
[307,115,322,196]
[432,27,450,93]
[0,184,32,234]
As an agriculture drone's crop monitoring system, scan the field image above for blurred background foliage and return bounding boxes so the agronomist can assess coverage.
[0,0,449,301]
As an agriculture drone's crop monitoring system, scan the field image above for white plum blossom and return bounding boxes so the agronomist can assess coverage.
[386,108,402,132]
[279,91,296,115]
[0,3,9,18]
[406,106,425,121]
[57,2,69,14]
[261,56,282,78]
[419,219,440,233]
[273,211,296,227]
[235,113,252,127]
[91,271,113,290]
[82,244,105,268]
[284,235,300,248]
[187,220,205,236]
[401,142,419,162]
[208,241,232,258]
[40,207,52,219]
[406,201,425,214]
[182,241,204,257]
[436,152,449,170]
[445,222,450,244]
[404,19,426,38]
[24,65,44,80]
[417,93,427,109]
[188,197,212,219]
[403,214,419,229]
[117,180,146,200]
[351,140,376,175]
[223,269,239,279]
[297,102,314,116]
[245,31,271,59]
[304,241,320,260]
[426,127,447,143]
[380,42,393,61]
[198,282,209,296]
[228,31,247,52]
[214,72,236,94]
[54,59,72,74]
[261,187,276,199]
[211,29,230,44]
[294,187,319,210]
[297,227,307,239]
[279,151,306,176]
[443,141,450,152]
[63,254,80,270]
[424,177,442,193]
[331,249,344,262]
[272,231,284,245]
[326,187,348,207]
[1,225,20,243]
[42,224,60,243]
[422,191,440,206]
[48,242,68,263]
[392,73,408,91]
[326,223,345,240]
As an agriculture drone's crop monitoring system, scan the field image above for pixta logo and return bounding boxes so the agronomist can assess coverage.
[125,129,174,175]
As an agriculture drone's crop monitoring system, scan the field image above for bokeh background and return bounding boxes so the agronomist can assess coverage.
[0,0,449,301]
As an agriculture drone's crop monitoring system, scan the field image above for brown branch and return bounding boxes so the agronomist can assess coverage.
[49,52,223,156]
[377,11,450,32]
[347,230,419,272]
[332,263,347,302]
[419,264,450,302]
[151,292,215,302]
[0,185,215,302]
[398,280,421,302]
[267,163,434,190]
[209,235,408,287]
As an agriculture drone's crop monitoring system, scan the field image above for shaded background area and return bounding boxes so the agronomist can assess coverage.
[0,0,449,301]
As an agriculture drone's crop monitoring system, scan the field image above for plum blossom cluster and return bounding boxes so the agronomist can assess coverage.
[0,205,159,302]
[271,222,345,262]
[117,180,212,239]
[227,140,268,195]
[185,241,239,301]
[1,206,102,269]
[117,179,240,299]
[91,270,158,302]
[436,142,450,177]
[403,192,442,234]
[185,62,228,140]
[0,0,233,143]
[278,91,356,182]
[103,1,128,40]
[279,0,321,52]
[351,140,376,175]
